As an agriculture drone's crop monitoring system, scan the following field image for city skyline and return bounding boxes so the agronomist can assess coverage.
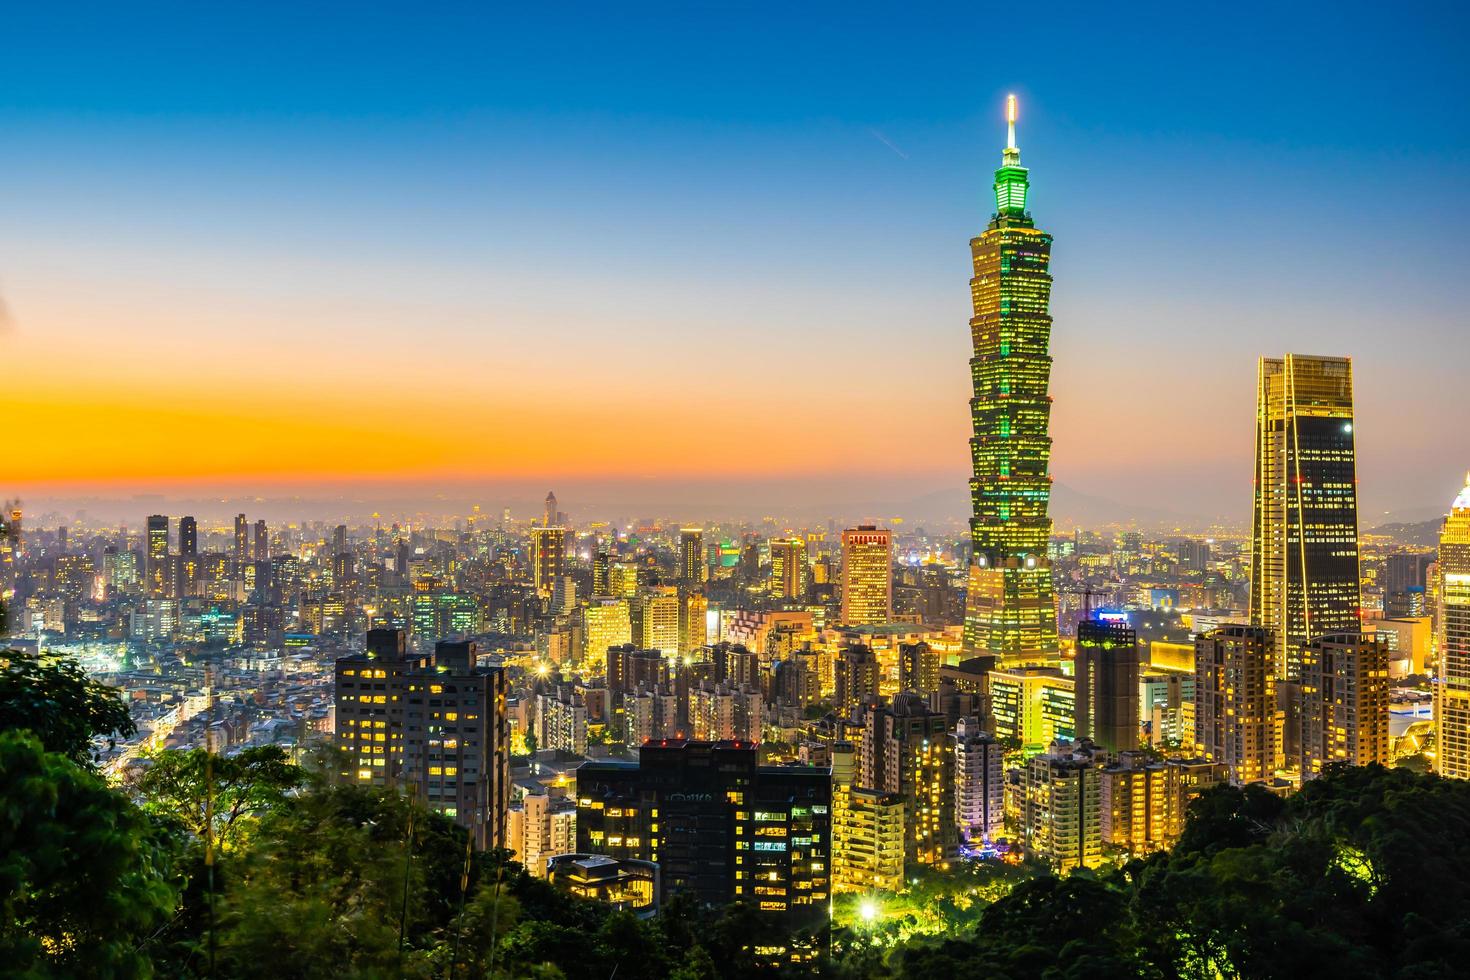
[4,3,1468,523]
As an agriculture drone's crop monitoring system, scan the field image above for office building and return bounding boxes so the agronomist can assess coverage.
[988,664,1073,749]
[1194,626,1279,785]
[584,598,633,668]
[1249,354,1362,678]
[179,515,197,556]
[1299,632,1390,777]
[679,527,705,584]
[145,515,170,598]
[531,525,566,599]
[963,96,1060,663]
[575,740,830,931]
[254,519,268,561]
[334,629,510,847]
[770,537,809,600]
[234,513,249,564]
[898,641,940,696]
[840,526,892,626]
[1437,474,1470,779]
[1075,614,1141,755]
[834,645,880,718]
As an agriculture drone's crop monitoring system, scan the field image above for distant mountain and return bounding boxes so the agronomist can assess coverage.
[1367,519,1443,548]
[897,483,1209,530]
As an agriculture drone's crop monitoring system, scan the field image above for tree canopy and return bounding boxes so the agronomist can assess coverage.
[0,648,136,767]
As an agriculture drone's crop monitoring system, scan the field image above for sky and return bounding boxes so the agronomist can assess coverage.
[3,1,1468,526]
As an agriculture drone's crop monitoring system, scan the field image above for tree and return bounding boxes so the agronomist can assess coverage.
[0,731,181,976]
[131,745,306,852]
[0,649,136,767]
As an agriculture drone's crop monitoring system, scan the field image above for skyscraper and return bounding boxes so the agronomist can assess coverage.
[543,490,558,527]
[531,525,566,599]
[1435,475,1470,779]
[840,525,891,626]
[963,95,1060,663]
[145,515,170,598]
[179,515,198,556]
[1250,354,1362,678]
[679,527,705,584]
[234,513,249,564]
[769,536,808,600]
[254,519,268,561]
[1075,615,1141,755]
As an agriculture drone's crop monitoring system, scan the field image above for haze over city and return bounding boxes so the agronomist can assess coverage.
[5,1,1468,525]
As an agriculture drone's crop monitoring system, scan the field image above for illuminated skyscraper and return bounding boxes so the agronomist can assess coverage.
[531,525,566,599]
[234,513,249,564]
[254,519,268,561]
[1435,475,1470,779]
[679,527,705,584]
[1075,615,1141,755]
[840,525,891,626]
[145,515,170,598]
[769,536,808,600]
[963,95,1060,662]
[543,490,558,527]
[1249,354,1362,678]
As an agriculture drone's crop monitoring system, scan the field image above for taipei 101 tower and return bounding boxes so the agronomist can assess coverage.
[962,95,1060,662]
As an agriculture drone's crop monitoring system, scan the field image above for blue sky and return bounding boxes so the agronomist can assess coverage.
[3,1,1468,522]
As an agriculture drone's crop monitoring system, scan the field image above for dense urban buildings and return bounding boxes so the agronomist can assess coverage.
[1250,354,1362,678]
[963,96,1060,664]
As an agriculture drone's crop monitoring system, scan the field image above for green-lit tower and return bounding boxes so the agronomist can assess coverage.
[963,95,1060,663]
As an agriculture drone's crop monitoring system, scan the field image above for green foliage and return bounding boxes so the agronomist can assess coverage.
[0,648,137,767]
[130,745,306,852]
[0,730,181,977]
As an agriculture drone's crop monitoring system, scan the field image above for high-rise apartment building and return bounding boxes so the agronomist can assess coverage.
[1435,475,1470,779]
[334,630,510,847]
[859,693,956,867]
[831,786,905,894]
[1299,632,1389,778]
[1021,740,1102,871]
[179,515,198,556]
[1075,615,1141,755]
[1250,354,1362,678]
[584,598,632,667]
[770,537,809,600]
[840,526,891,626]
[636,587,681,657]
[679,527,705,584]
[507,788,577,879]
[1194,626,1279,785]
[963,96,1060,663]
[145,515,170,598]
[254,519,268,561]
[953,720,1004,846]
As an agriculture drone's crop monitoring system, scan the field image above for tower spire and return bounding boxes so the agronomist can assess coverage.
[993,93,1029,216]
[1006,94,1017,151]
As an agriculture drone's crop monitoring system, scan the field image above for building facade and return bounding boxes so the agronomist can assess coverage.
[1250,354,1362,678]
[1436,475,1470,779]
[1299,632,1389,777]
[963,96,1060,663]
[1194,625,1279,785]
